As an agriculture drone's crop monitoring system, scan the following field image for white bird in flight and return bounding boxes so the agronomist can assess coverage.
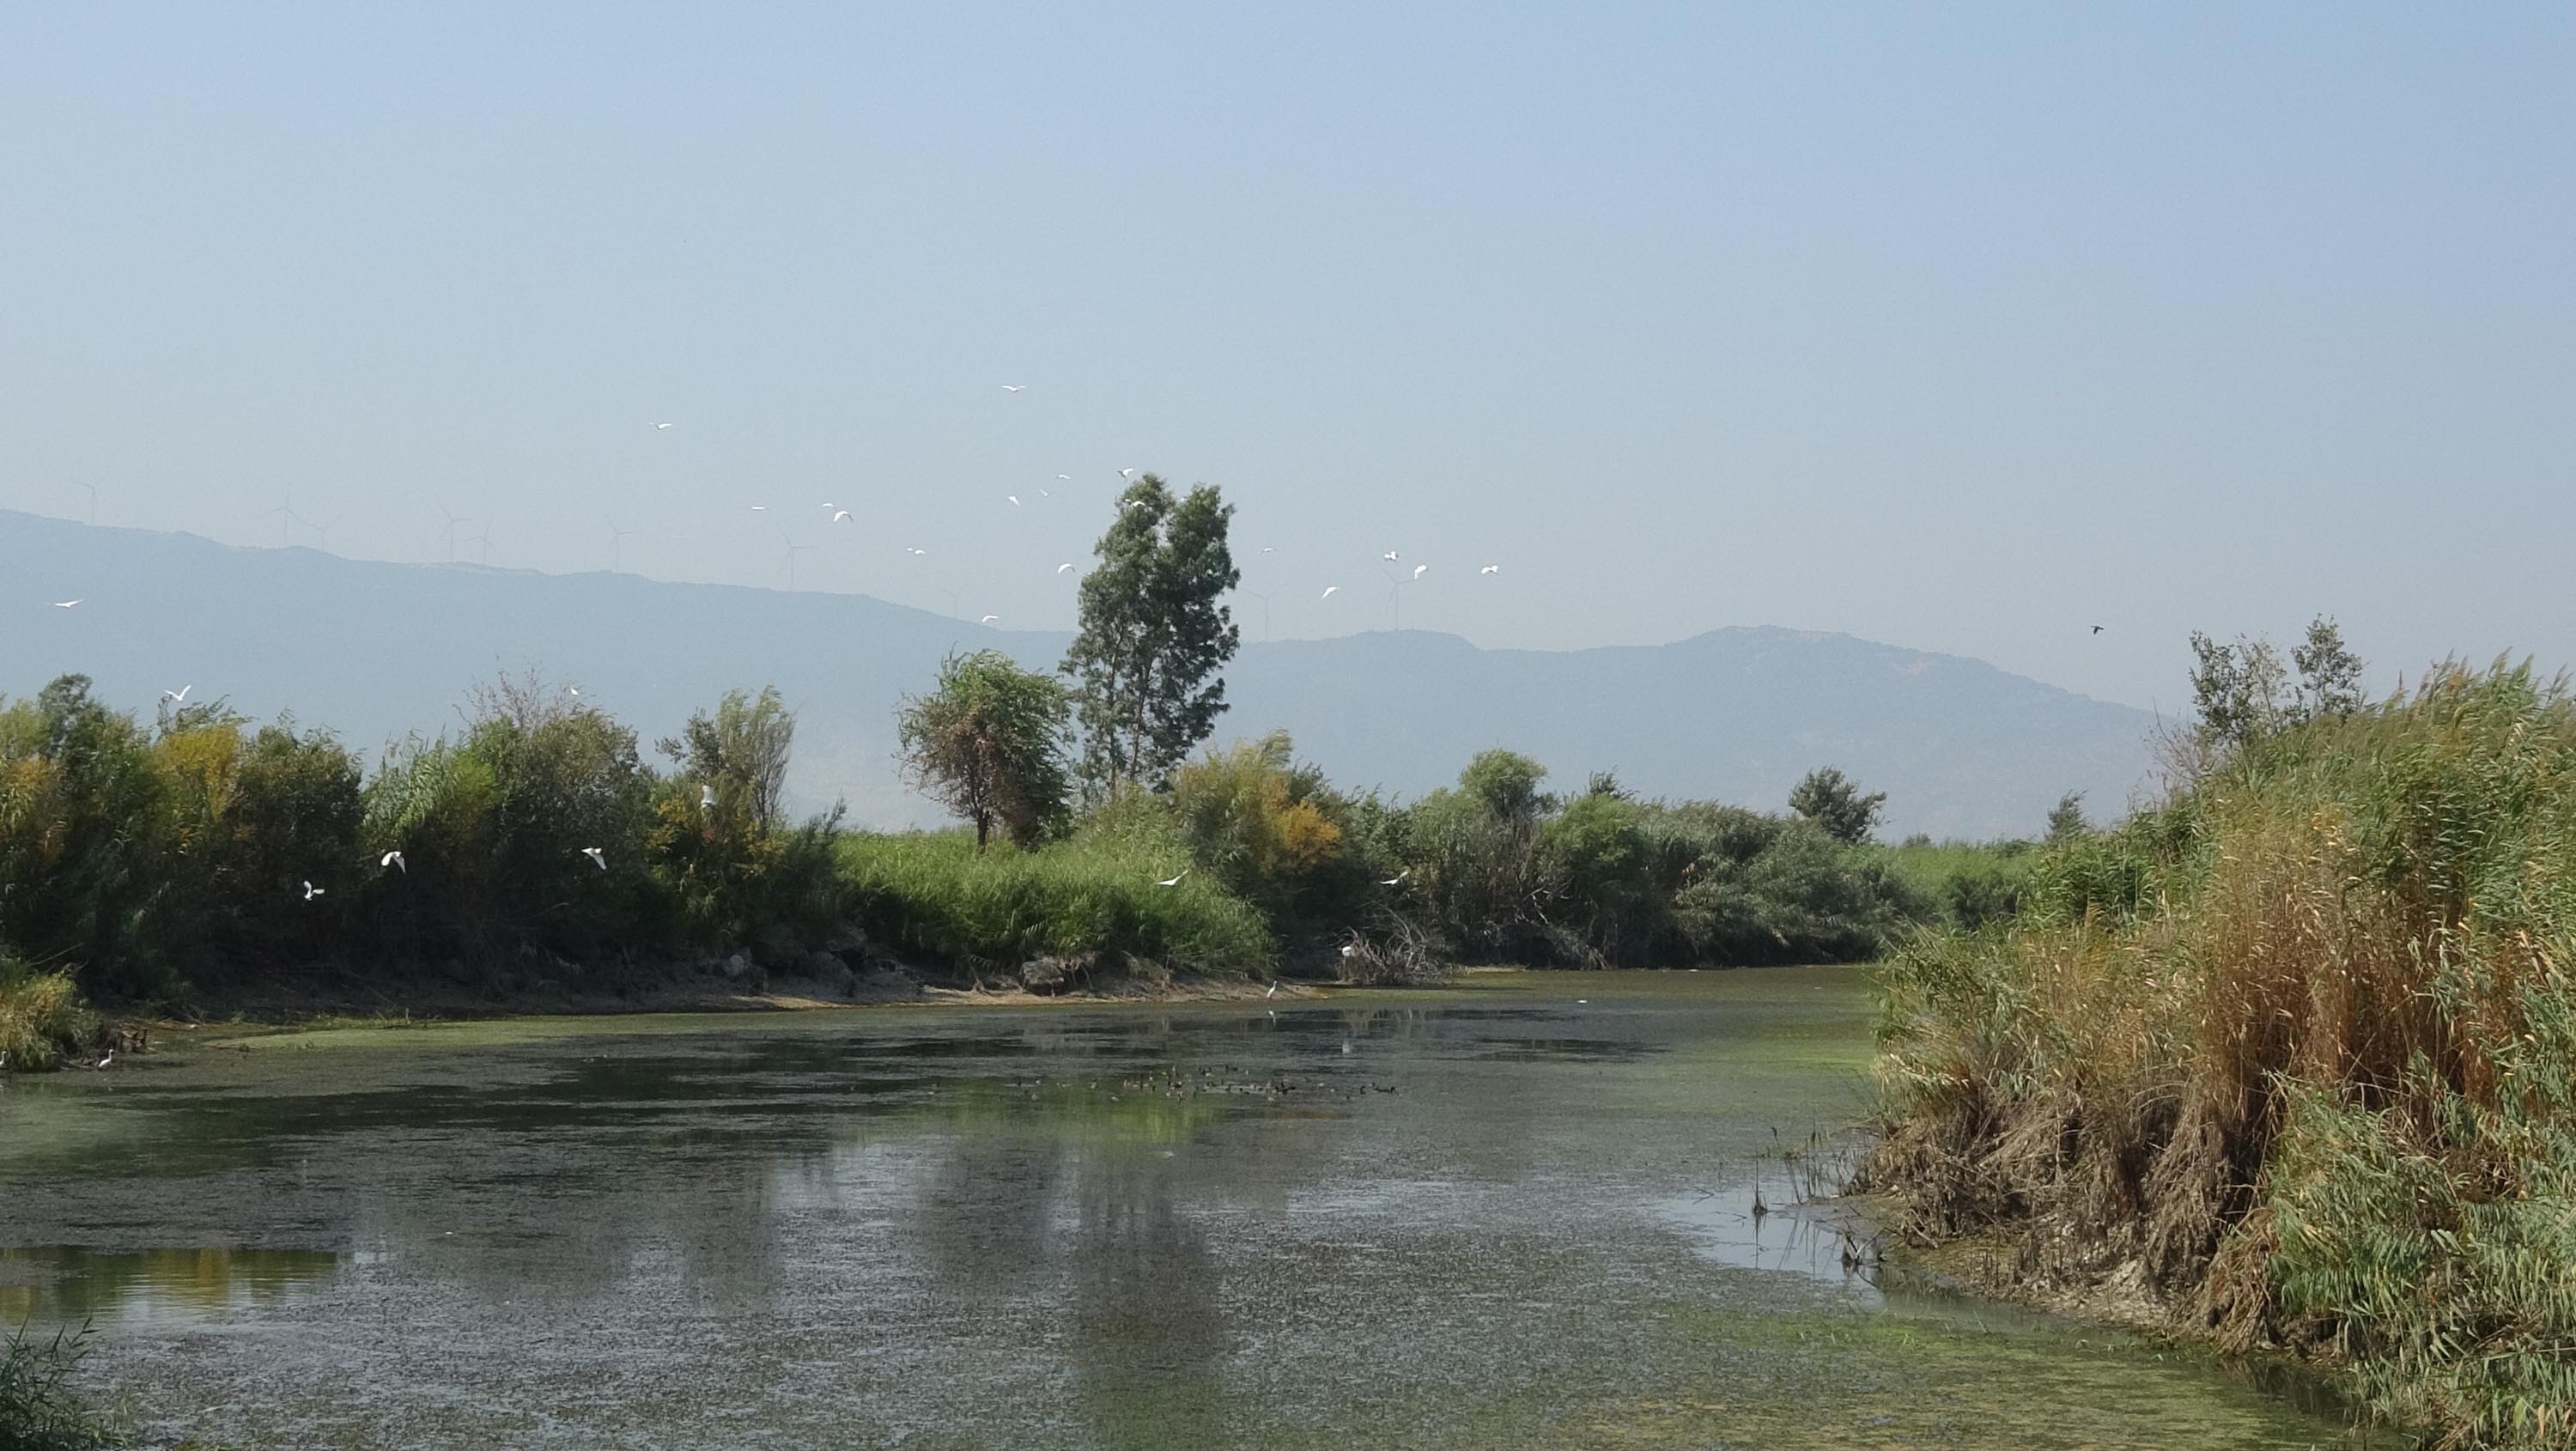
[302,881,325,901]
[1382,550,1399,563]
[750,505,769,513]
[1380,870,1410,886]
[1056,474,1072,481]
[1153,869,1190,888]
[580,847,607,871]
[906,547,928,556]
[980,614,999,624]
[1117,468,1134,479]
[1413,564,1428,580]
[1001,384,1026,392]
[53,600,79,610]
[654,422,672,430]
[1480,564,1500,574]
[1006,495,1020,507]
[380,850,406,874]
[161,685,191,703]
[1057,562,1075,574]
[1321,586,1339,598]
[831,509,853,524]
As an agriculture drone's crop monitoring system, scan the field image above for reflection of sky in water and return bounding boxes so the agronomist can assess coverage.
[0,968,2358,1451]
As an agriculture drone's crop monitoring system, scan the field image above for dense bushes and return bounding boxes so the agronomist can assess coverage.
[1868,661,2576,1447]
[0,665,1984,1038]
[0,674,841,1012]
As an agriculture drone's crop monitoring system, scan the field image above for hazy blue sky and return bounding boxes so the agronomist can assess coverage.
[4,4,2569,710]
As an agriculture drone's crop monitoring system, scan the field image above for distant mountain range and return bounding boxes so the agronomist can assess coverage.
[0,510,2156,839]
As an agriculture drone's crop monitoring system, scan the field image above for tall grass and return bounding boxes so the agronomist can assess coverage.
[838,824,1275,983]
[0,1323,119,1450]
[1868,661,2576,1447]
[0,957,102,1072]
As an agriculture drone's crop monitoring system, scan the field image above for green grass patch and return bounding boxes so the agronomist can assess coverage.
[838,827,1274,981]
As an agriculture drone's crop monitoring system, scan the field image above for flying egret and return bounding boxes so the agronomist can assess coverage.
[52,600,79,609]
[1413,564,1428,580]
[302,881,325,901]
[1117,468,1134,479]
[380,850,406,873]
[1056,474,1072,481]
[580,847,606,871]
[750,505,768,513]
[1001,384,1026,392]
[1321,586,1339,598]
[161,685,192,703]
[1153,869,1189,888]
[1006,495,1020,507]
[831,509,853,524]
[1480,564,1499,574]
[980,614,1000,624]
[1380,870,1409,886]
[906,547,928,556]
[1057,562,1075,574]
[1261,547,1274,554]
[1382,550,1399,562]
[654,422,672,430]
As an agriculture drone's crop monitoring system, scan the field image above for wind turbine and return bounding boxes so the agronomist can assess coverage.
[263,492,297,547]
[435,502,471,562]
[607,517,637,573]
[779,529,817,590]
[465,523,494,566]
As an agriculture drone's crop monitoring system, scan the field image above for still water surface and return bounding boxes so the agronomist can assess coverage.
[2,968,2355,1448]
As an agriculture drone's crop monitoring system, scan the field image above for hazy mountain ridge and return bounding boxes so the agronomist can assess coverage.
[1,511,2154,838]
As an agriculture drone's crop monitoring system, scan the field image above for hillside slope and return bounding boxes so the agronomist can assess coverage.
[1,511,2153,837]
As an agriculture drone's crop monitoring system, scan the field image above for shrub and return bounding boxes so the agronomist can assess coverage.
[0,956,104,1073]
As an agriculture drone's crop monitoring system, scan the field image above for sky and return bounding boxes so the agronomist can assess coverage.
[3,3,2569,712]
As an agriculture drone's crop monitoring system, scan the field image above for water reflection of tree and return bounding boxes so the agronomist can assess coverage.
[1062,1144,1231,1451]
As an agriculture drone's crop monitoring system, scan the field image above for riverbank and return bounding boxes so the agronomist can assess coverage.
[1864,663,2576,1449]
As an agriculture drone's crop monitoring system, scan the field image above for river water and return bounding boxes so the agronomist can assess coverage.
[1,967,2358,1448]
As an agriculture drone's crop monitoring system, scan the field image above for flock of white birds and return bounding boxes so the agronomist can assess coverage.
[660,386,1504,629]
[30,386,1504,908]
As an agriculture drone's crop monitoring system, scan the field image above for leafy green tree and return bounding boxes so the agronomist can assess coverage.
[2187,630,2289,752]
[2044,791,2088,843]
[898,650,1073,848]
[1459,749,1551,827]
[1788,766,1885,845]
[2292,615,2366,722]
[1061,475,1241,795]
[658,687,795,832]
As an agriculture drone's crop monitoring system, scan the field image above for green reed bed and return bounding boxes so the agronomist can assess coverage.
[837,827,1275,983]
[1869,661,2576,1448]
